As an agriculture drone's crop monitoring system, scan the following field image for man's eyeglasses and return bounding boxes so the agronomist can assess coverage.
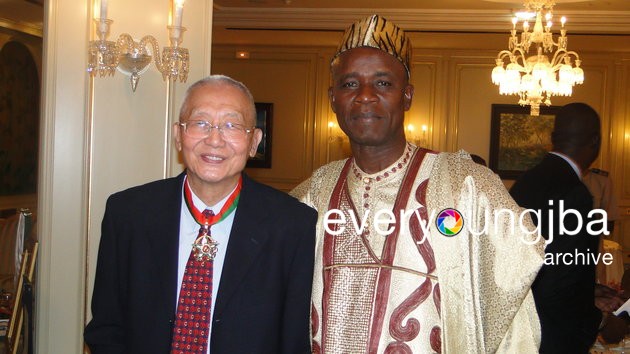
[178,120,255,140]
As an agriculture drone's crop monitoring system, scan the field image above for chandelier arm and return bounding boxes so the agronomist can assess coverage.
[550,49,566,66]
[498,48,528,65]
[550,51,581,71]
[545,37,561,49]
[140,35,164,73]
[550,62,567,72]
[549,48,577,67]
[116,33,134,53]
[496,50,515,61]
[564,51,581,61]
[511,48,529,69]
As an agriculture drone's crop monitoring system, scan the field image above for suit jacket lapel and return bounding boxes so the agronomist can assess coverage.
[213,174,271,317]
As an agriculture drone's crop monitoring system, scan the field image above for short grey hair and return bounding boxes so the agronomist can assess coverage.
[179,74,257,126]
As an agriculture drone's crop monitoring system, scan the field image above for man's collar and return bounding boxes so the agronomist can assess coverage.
[550,151,582,180]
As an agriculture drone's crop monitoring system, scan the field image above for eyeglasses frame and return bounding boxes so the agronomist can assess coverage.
[177,120,256,140]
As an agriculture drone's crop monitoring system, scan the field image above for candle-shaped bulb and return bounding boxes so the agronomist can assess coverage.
[421,125,428,132]
[561,16,566,28]
[328,122,335,128]
[173,0,185,28]
[512,17,517,29]
[523,21,529,30]
[407,124,415,133]
[100,0,108,20]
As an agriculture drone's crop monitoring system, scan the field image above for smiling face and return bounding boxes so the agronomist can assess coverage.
[175,82,262,200]
[329,47,413,149]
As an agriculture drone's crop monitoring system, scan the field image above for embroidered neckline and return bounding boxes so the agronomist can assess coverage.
[351,143,413,185]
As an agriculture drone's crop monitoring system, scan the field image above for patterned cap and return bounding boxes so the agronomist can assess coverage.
[333,14,412,77]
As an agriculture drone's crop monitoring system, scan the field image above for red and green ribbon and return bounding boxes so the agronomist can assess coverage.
[183,176,242,227]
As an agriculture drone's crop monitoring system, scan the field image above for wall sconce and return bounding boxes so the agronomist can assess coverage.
[235,51,250,59]
[328,122,345,144]
[406,123,429,148]
[87,0,189,92]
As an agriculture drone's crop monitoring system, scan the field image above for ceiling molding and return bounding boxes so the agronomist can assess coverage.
[213,6,630,34]
[0,17,42,37]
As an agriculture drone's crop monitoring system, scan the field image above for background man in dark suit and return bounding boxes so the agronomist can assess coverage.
[84,75,317,354]
[510,102,625,353]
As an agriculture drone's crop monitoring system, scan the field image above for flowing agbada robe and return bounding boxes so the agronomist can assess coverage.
[291,144,545,353]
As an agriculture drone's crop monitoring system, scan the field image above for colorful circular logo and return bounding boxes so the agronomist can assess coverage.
[436,208,464,236]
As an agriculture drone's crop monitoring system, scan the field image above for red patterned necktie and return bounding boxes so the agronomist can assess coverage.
[171,209,215,354]
[171,176,242,353]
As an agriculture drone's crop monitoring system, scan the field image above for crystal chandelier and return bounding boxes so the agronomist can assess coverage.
[87,0,189,92]
[491,0,584,116]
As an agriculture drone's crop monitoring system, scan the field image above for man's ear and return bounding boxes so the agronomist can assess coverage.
[592,134,601,147]
[403,85,414,110]
[249,128,263,158]
[173,122,183,151]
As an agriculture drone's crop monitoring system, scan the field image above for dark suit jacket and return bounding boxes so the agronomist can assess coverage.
[510,153,601,354]
[84,173,317,354]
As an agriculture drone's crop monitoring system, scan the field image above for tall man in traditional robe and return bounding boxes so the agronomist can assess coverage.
[291,14,545,353]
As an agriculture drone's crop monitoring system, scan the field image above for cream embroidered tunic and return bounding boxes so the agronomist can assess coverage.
[292,145,545,354]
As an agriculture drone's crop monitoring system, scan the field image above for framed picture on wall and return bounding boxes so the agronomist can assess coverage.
[489,104,561,179]
[247,102,273,168]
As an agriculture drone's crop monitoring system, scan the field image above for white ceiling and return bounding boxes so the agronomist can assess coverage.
[213,0,630,34]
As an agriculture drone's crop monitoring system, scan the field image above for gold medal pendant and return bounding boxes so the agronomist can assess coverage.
[192,227,219,261]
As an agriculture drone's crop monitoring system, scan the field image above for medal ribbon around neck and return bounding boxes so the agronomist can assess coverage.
[183,175,242,260]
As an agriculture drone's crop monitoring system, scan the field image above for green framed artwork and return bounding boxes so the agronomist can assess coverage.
[489,104,560,179]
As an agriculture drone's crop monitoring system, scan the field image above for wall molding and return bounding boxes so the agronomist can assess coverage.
[213,6,630,35]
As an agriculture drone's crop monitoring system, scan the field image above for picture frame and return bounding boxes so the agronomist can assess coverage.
[247,102,273,168]
[489,104,561,179]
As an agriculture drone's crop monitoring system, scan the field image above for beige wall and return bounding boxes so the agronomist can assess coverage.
[212,29,630,247]
[211,47,331,190]
[38,0,212,352]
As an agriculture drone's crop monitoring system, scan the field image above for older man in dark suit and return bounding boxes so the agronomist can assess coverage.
[510,102,626,353]
[84,75,317,354]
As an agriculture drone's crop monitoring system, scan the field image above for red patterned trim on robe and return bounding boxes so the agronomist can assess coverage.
[430,326,442,353]
[368,148,428,351]
[384,341,413,353]
[311,302,321,353]
[387,174,441,352]
[433,283,441,318]
[388,277,433,341]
